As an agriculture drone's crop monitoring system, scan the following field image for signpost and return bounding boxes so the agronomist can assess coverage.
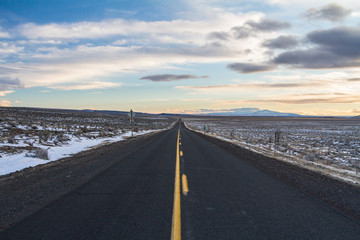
[129,109,135,137]
[204,125,206,134]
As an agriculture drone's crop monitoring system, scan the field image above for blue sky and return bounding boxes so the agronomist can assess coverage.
[1,0,360,115]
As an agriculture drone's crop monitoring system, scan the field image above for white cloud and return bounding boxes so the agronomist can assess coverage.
[176,81,325,94]
[0,42,23,54]
[175,69,360,108]
[0,90,14,96]
[0,99,10,107]
[1,39,268,89]
[29,40,64,45]
[264,71,360,95]
[351,11,360,17]
[1,8,277,91]
[262,0,359,23]
[0,32,10,39]
[0,2,295,93]
[112,39,127,45]
[265,0,357,7]
[16,11,263,41]
[4,1,351,94]
[49,81,122,90]
[0,27,10,38]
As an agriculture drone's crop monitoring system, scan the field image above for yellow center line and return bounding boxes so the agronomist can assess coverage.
[182,174,189,196]
[171,129,181,240]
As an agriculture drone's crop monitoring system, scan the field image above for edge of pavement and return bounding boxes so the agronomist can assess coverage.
[183,123,360,221]
[0,127,173,232]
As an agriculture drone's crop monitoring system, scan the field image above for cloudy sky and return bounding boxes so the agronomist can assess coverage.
[1,0,360,115]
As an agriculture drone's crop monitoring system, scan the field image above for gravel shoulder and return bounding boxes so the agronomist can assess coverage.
[191,129,360,221]
[0,130,165,231]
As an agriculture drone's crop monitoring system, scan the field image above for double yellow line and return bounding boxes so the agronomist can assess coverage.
[171,129,189,240]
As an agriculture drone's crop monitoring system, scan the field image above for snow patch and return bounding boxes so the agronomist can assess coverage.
[0,129,158,176]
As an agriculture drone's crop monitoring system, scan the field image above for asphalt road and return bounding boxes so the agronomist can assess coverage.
[1,121,360,239]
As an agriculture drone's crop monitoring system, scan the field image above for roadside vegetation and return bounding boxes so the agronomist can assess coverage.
[0,107,174,160]
[184,116,360,182]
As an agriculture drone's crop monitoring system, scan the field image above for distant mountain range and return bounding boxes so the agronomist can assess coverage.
[83,108,302,117]
[81,109,152,117]
[199,108,301,117]
[3,106,358,118]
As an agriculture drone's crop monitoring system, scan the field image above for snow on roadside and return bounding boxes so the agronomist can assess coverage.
[0,129,158,176]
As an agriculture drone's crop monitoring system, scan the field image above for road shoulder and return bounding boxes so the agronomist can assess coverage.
[189,128,360,221]
[0,130,167,231]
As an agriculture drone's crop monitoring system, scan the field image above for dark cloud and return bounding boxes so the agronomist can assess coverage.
[227,62,276,73]
[0,76,24,91]
[245,18,291,32]
[274,49,343,68]
[263,35,299,49]
[305,3,351,22]
[273,26,360,69]
[208,41,223,48]
[244,49,252,54]
[140,74,209,82]
[230,18,290,40]
[307,27,360,56]
[231,26,252,39]
[179,82,322,90]
[348,78,360,81]
[207,31,229,41]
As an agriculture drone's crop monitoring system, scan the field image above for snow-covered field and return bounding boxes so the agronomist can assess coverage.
[0,130,156,176]
[184,116,360,183]
[0,107,175,176]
